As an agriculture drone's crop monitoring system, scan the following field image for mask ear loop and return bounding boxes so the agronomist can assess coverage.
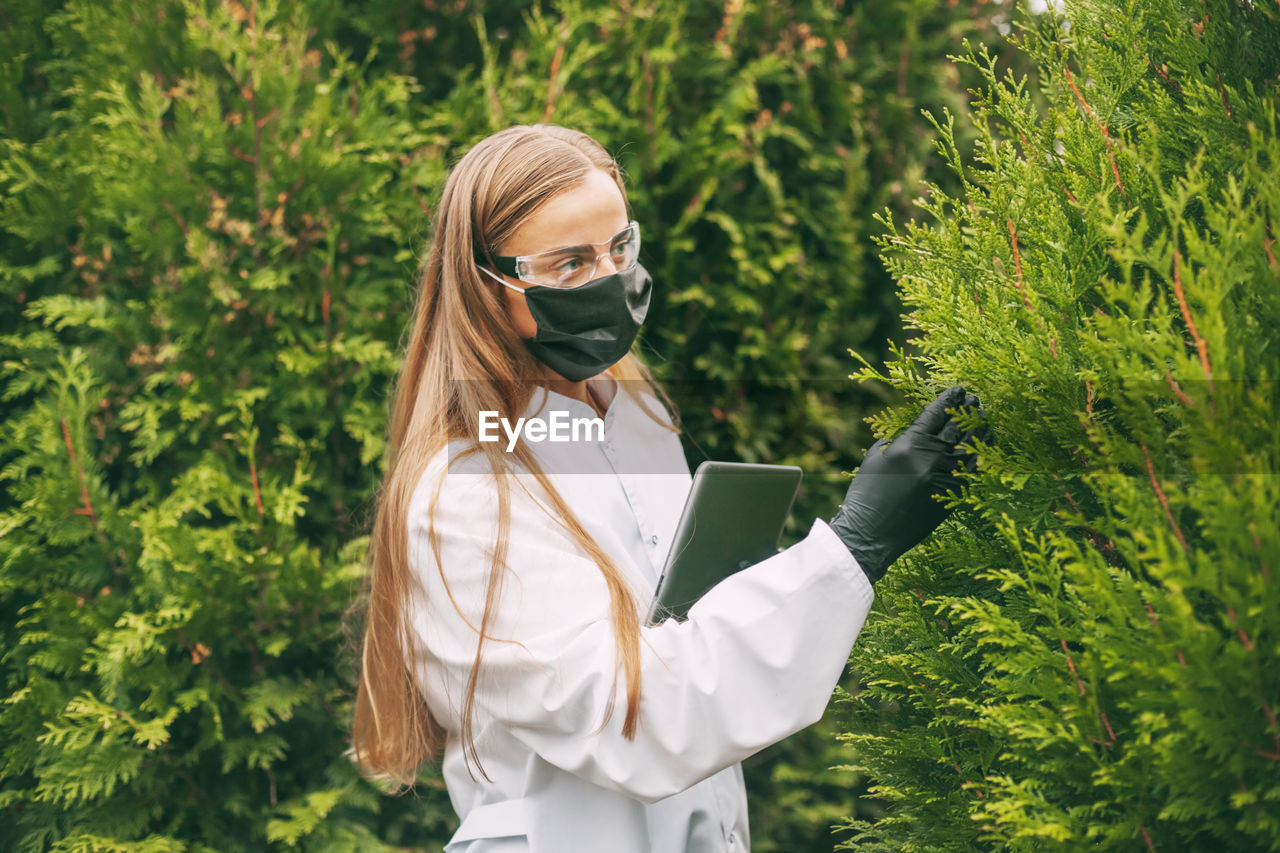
[477,264,527,294]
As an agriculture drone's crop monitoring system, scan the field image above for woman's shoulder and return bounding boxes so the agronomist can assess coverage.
[405,442,579,580]
[411,440,500,508]
[408,440,553,527]
[619,383,680,432]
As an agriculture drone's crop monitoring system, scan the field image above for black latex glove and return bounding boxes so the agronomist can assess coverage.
[829,384,992,584]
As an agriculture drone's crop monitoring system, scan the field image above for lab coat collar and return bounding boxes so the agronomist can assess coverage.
[521,374,621,423]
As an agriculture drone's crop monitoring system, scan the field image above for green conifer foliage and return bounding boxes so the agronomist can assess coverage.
[837,0,1280,849]
[0,1,454,849]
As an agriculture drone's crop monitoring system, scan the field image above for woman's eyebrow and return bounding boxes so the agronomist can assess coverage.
[540,240,594,256]
[529,225,631,257]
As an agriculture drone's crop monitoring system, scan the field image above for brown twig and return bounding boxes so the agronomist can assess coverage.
[1146,55,1182,94]
[1172,251,1211,378]
[1225,606,1255,651]
[162,198,190,238]
[61,417,101,531]
[249,448,264,518]
[1006,220,1058,357]
[1164,372,1194,406]
[1064,67,1127,199]
[543,22,568,123]
[1007,220,1034,312]
[1251,523,1270,582]
[254,107,279,129]
[1141,443,1190,554]
[713,0,742,43]
[1053,478,1127,569]
[1098,709,1117,744]
[1215,71,1233,118]
[1061,639,1087,696]
[1061,639,1119,746]
[1056,479,1083,514]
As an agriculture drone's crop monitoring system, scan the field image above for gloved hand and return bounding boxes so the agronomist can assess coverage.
[829,384,992,584]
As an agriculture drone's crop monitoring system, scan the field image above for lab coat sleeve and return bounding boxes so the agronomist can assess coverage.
[407,457,876,805]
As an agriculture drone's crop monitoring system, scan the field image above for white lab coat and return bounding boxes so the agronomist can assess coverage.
[405,376,875,853]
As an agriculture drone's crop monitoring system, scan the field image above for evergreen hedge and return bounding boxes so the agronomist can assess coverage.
[1,2,456,849]
[838,0,1280,849]
[2,0,1011,849]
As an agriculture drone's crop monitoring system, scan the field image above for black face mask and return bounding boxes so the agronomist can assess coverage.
[482,263,653,382]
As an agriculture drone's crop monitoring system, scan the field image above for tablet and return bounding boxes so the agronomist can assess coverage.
[646,461,803,625]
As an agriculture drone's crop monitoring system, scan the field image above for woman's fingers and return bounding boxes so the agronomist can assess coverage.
[936,393,981,447]
[938,417,963,445]
[911,385,966,436]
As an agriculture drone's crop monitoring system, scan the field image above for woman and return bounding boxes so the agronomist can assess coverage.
[351,124,989,852]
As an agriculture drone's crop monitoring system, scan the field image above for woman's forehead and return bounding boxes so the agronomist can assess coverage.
[501,170,628,255]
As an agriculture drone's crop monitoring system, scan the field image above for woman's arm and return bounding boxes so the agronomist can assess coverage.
[407,456,873,804]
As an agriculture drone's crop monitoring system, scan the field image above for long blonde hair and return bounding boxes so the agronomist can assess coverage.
[350,124,680,788]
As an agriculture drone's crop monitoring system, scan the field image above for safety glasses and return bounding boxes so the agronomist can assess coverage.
[484,221,641,289]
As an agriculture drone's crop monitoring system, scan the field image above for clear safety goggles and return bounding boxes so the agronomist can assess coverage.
[482,221,641,289]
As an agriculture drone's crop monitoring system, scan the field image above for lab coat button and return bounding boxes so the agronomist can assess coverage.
[648,534,658,545]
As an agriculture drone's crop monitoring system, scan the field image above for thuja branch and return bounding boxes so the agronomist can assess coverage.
[249,447,265,519]
[1063,66,1128,201]
[543,19,569,122]
[1003,219,1058,358]
[1007,219,1034,313]
[1141,443,1190,554]
[60,416,100,532]
[1172,250,1211,378]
